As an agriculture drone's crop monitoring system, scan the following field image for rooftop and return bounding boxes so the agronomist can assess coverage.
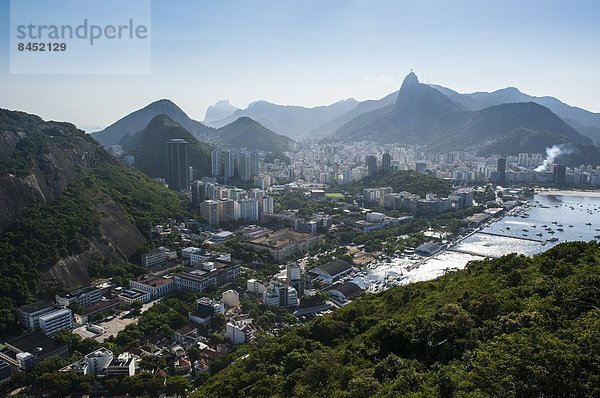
[17,300,53,314]
[5,332,66,357]
[134,274,174,288]
[247,229,315,249]
[325,282,364,298]
[310,259,352,277]
[79,297,120,316]
[213,231,234,239]
[119,289,148,299]
[416,241,444,253]
[56,285,100,299]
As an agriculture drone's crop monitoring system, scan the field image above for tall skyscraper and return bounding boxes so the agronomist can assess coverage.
[366,155,377,177]
[166,139,190,191]
[518,153,529,167]
[382,153,392,172]
[497,158,506,183]
[553,164,566,183]
[343,168,351,185]
[238,153,251,180]
[211,150,221,176]
[250,152,260,176]
[224,151,235,178]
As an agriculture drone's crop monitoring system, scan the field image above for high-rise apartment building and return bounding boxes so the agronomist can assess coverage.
[167,139,190,191]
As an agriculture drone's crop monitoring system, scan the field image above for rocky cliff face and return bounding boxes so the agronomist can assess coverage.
[43,199,145,287]
[0,112,114,234]
[0,109,170,289]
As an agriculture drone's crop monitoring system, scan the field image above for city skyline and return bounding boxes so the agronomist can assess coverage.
[0,0,599,131]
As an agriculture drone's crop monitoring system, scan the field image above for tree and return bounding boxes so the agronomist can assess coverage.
[36,371,93,396]
[165,375,191,397]
[208,332,225,346]
[161,323,175,338]
[139,355,167,371]
[131,300,143,314]
[0,308,17,335]
[211,313,226,331]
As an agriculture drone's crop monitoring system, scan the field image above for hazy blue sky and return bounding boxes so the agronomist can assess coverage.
[1,0,599,131]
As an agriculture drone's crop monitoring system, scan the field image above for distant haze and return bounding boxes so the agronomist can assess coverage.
[0,0,599,130]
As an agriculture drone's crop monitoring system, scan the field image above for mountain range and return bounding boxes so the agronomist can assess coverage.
[204,98,359,138]
[203,100,240,124]
[431,85,600,140]
[94,100,294,154]
[326,72,600,164]
[93,99,214,147]
[199,78,600,145]
[93,73,600,162]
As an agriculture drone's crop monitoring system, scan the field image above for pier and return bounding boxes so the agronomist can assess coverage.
[447,248,497,258]
[476,231,544,243]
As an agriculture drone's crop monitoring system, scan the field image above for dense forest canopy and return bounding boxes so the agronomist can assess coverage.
[194,241,600,397]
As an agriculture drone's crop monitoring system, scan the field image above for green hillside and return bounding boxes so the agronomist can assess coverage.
[120,114,213,179]
[348,170,452,198]
[195,241,600,397]
[0,109,188,334]
[216,116,293,152]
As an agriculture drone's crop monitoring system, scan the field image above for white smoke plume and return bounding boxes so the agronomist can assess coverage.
[534,144,573,172]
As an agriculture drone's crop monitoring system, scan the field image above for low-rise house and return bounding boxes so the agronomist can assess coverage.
[173,356,192,374]
[174,325,199,345]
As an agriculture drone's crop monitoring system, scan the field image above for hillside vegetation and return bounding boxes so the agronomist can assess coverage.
[348,170,452,198]
[120,114,213,179]
[195,241,600,397]
[0,109,188,335]
[216,117,293,152]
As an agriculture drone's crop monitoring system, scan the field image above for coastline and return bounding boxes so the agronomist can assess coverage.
[536,190,600,197]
